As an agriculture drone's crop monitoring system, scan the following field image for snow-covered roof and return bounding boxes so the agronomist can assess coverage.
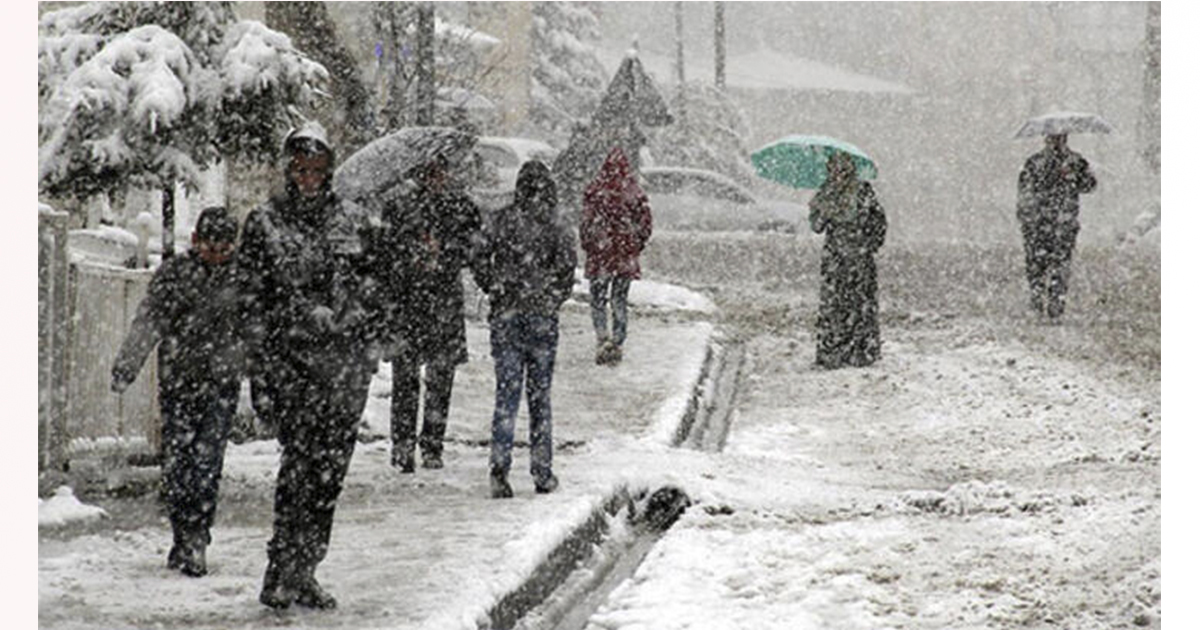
[598,46,913,94]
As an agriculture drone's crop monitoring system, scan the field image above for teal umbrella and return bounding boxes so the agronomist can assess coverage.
[751,135,878,189]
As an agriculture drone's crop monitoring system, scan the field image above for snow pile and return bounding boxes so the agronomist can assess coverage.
[39,486,108,528]
[574,274,717,315]
[896,479,1091,517]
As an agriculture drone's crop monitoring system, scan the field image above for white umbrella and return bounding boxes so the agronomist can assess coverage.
[1013,111,1114,138]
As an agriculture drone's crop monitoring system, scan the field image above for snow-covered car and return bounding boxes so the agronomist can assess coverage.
[640,166,804,233]
[469,136,560,209]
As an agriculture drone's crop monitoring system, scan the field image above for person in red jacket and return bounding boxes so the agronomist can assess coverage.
[580,147,653,365]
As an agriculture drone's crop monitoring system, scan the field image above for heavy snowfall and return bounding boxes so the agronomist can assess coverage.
[32,2,1175,630]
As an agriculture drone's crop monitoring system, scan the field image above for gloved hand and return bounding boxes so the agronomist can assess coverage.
[111,367,134,394]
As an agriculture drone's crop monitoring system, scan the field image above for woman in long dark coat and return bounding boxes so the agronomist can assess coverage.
[809,152,887,369]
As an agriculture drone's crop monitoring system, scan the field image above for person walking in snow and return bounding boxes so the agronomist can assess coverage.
[1017,133,1097,320]
[474,161,577,499]
[373,154,485,472]
[809,151,887,369]
[110,206,243,578]
[580,146,653,366]
[239,122,380,610]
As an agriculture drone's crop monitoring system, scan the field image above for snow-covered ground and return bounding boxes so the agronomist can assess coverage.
[583,326,1159,629]
[38,284,716,630]
[37,238,1161,629]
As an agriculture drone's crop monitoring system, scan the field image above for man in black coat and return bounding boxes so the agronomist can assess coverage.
[374,155,485,472]
[111,206,242,578]
[1017,133,1097,319]
[239,122,379,610]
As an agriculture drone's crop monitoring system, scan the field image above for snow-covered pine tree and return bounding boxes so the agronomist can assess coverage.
[39,2,326,232]
[265,2,372,153]
[647,83,757,186]
[530,1,607,144]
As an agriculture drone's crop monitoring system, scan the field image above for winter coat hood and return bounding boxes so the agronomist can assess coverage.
[513,161,558,225]
[584,147,644,203]
[284,121,335,164]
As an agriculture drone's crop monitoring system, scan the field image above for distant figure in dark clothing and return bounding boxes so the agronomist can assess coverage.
[374,155,485,472]
[474,161,577,499]
[239,122,379,610]
[111,206,242,578]
[809,152,887,369]
[1017,133,1097,319]
[580,147,653,366]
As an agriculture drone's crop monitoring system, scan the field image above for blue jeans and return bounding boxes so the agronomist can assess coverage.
[589,275,632,346]
[489,313,559,482]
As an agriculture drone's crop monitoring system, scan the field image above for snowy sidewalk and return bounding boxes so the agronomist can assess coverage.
[38,285,720,630]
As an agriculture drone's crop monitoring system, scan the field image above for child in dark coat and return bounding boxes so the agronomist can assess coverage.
[111,207,243,577]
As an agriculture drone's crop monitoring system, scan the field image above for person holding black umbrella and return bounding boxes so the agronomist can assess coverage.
[1016,132,1097,320]
[373,154,486,472]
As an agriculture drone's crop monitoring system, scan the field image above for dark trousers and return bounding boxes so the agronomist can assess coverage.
[160,378,238,548]
[589,275,632,346]
[488,313,558,482]
[1022,220,1079,318]
[265,360,371,580]
[390,354,456,459]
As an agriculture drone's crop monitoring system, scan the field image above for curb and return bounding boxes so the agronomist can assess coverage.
[482,331,734,629]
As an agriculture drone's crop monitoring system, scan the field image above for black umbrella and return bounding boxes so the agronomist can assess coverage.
[333,126,477,205]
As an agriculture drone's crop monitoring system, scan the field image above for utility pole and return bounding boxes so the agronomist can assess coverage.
[415,2,436,126]
[714,1,726,90]
[674,1,686,123]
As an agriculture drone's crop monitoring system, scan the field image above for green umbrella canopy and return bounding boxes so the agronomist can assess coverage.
[751,135,878,190]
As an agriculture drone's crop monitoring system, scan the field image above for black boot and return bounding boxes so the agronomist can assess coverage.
[534,473,559,495]
[490,470,513,499]
[391,448,415,473]
[293,569,338,610]
[259,561,296,609]
[180,542,207,577]
[173,529,207,577]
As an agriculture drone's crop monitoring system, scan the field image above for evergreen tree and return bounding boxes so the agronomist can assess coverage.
[39,2,326,216]
[647,83,756,186]
[265,2,373,153]
[530,2,607,143]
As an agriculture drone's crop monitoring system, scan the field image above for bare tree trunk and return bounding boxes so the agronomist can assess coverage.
[674,1,687,123]
[415,2,436,126]
[714,1,726,90]
[376,2,415,131]
[266,1,375,153]
[1141,1,1160,175]
[161,185,175,259]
